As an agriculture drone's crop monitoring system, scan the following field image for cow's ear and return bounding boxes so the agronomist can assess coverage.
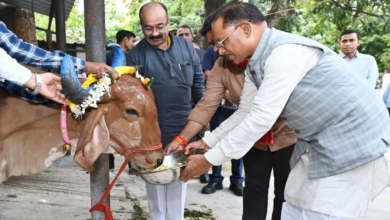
[74,104,110,172]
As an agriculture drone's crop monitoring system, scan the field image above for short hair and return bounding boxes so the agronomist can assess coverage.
[215,2,266,28]
[177,25,193,35]
[116,30,136,44]
[340,30,360,40]
[139,2,168,24]
[200,1,236,36]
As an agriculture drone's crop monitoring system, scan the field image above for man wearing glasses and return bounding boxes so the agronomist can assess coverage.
[180,2,390,220]
[126,2,204,220]
[339,30,379,88]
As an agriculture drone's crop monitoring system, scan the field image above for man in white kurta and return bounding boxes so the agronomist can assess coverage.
[179,2,390,220]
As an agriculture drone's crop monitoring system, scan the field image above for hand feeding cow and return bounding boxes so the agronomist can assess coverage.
[0,52,164,183]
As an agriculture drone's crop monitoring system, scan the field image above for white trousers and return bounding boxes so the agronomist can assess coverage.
[282,202,340,220]
[145,181,187,220]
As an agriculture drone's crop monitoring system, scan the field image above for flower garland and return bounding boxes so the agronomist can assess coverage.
[67,66,153,118]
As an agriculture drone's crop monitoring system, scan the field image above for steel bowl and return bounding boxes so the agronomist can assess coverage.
[130,150,188,185]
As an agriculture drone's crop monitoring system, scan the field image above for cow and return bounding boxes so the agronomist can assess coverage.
[0,56,164,183]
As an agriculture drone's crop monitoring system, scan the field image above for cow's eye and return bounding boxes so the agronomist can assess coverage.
[125,109,139,117]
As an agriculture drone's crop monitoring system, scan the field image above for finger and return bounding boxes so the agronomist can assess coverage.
[164,146,171,155]
[106,66,120,81]
[52,75,62,82]
[57,91,66,100]
[53,93,66,105]
[179,167,191,182]
[56,83,63,91]
[184,145,192,155]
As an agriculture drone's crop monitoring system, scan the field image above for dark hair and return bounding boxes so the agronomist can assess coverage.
[178,25,193,35]
[139,2,168,24]
[340,30,360,40]
[116,30,136,44]
[200,1,236,36]
[215,2,265,28]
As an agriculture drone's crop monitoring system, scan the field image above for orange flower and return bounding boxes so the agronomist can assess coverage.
[143,78,151,85]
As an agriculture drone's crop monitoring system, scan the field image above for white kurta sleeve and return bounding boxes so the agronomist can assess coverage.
[204,44,322,166]
[202,74,257,147]
[0,47,31,85]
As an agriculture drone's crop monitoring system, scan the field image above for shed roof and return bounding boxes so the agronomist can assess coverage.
[0,0,76,20]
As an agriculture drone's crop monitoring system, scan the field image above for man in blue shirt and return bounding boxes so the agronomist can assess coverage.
[176,25,206,65]
[339,30,379,88]
[126,2,204,220]
[106,30,136,67]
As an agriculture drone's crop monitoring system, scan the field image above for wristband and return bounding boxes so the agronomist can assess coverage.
[173,136,188,147]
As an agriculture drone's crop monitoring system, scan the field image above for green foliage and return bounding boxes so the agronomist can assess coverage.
[290,0,390,71]
[34,0,390,71]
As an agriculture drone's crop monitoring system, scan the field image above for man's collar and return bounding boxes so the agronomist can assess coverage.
[248,27,271,69]
[340,51,359,59]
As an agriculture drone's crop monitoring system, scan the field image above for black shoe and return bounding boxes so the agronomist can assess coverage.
[199,172,210,183]
[229,183,243,196]
[201,182,223,194]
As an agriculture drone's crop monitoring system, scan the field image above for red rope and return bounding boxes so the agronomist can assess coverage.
[89,132,162,219]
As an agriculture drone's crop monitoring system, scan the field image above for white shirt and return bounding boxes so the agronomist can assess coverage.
[203,44,322,166]
[0,47,31,85]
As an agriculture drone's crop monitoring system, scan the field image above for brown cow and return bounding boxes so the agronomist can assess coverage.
[0,67,164,183]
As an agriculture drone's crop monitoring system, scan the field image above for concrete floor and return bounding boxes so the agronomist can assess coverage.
[0,153,389,220]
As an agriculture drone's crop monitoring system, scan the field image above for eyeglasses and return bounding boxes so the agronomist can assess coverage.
[142,22,168,35]
[214,24,241,49]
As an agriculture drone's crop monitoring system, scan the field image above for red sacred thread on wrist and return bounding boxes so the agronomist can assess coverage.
[173,136,188,147]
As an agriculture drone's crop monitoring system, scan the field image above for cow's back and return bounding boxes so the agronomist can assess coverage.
[0,89,84,182]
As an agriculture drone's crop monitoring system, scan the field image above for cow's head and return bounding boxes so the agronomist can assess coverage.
[61,56,164,172]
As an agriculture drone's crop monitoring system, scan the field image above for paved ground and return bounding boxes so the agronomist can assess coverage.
[0,151,389,220]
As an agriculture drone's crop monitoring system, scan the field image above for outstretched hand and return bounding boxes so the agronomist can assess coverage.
[184,140,209,155]
[24,72,67,104]
[180,154,213,182]
[164,140,184,155]
[84,61,120,81]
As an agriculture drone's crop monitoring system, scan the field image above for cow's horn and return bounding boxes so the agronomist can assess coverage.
[108,43,126,68]
[61,55,91,104]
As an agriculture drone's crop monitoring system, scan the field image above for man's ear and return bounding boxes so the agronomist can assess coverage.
[357,40,361,47]
[74,104,110,172]
[242,22,252,38]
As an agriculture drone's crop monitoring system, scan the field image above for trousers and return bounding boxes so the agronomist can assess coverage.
[242,146,295,220]
[145,181,187,220]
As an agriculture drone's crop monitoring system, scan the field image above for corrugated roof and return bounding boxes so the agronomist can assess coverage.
[0,0,76,20]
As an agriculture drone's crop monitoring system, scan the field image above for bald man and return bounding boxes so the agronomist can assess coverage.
[127,2,204,220]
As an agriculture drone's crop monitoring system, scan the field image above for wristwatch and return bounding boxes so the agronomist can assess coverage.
[25,73,43,95]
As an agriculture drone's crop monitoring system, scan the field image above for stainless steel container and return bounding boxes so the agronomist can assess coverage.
[131,150,188,185]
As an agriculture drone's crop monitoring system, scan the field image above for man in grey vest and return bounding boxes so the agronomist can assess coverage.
[180,2,390,219]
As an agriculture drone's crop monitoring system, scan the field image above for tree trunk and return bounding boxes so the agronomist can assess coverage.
[193,0,227,50]
[266,0,295,28]
[0,5,38,45]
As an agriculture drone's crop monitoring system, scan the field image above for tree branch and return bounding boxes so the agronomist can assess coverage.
[330,0,385,18]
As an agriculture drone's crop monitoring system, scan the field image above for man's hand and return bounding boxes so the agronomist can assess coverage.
[84,61,120,80]
[164,141,183,155]
[180,155,213,182]
[184,140,209,155]
[24,72,67,104]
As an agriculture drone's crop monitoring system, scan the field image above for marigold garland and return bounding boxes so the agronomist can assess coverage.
[67,66,153,117]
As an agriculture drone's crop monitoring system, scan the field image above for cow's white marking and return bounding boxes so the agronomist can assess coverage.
[44,147,65,168]
[1,159,7,168]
